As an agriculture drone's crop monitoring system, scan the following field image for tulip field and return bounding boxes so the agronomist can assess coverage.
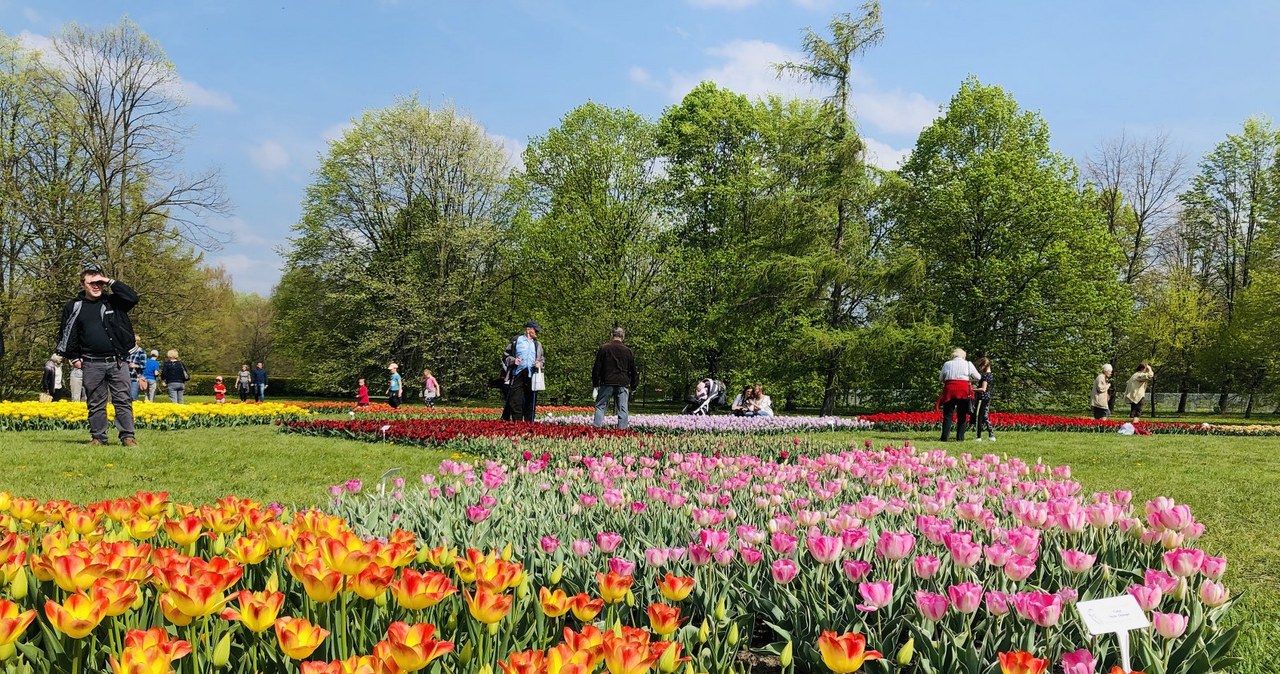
[0,403,1276,674]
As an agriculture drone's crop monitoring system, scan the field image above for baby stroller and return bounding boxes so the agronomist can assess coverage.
[681,378,727,415]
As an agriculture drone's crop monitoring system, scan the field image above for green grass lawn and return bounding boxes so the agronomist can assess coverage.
[0,423,1276,672]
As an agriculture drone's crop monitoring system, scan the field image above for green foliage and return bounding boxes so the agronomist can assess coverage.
[893,77,1124,403]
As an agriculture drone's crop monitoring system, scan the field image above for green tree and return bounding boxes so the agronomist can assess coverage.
[275,97,511,396]
[893,77,1123,403]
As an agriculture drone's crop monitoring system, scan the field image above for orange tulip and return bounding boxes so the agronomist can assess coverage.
[655,574,694,602]
[319,532,375,576]
[475,558,524,593]
[161,575,228,618]
[464,588,513,625]
[290,557,345,603]
[597,571,633,604]
[91,578,140,617]
[199,505,242,535]
[134,491,169,517]
[227,535,271,565]
[391,569,457,610]
[9,497,44,523]
[261,521,297,550]
[123,626,193,661]
[351,565,395,600]
[0,533,27,561]
[420,546,457,568]
[998,651,1050,674]
[0,552,24,585]
[816,631,882,674]
[95,551,151,583]
[0,599,37,647]
[382,621,454,672]
[158,594,194,627]
[547,643,596,674]
[222,590,284,633]
[600,627,658,674]
[562,625,606,665]
[45,592,109,639]
[299,655,382,674]
[569,593,604,622]
[646,603,683,637]
[105,498,141,523]
[63,508,101,535]
[539,587,572,618]
[242,507,277,532]
[276,616,331,660]
[368,540,416,568]
[123,516,161,540]
[163,516,203,547]
[50,553,109,592]
[1107,668,1146,674]
[453,548,493,583]
[499,649,546,674]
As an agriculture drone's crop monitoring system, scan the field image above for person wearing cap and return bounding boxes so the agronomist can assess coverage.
[142,350,160,402]
[127,336,147,400]
[213,376,227,403]
[1091,364,1114,419]
[501,320,545,422]
[55,264,140,446]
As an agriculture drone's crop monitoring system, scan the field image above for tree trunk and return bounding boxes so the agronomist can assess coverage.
[1149,377,1156,418]
[1217,377,1231,415]
[1244,392,1254,419]
[1177,372,1189,414]
[820,349,841,416]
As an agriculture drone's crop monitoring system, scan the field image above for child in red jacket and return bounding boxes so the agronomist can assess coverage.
[356,378,370,407]
[213,376,227,403]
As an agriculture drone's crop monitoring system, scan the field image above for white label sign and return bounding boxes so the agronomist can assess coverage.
[1077,594,1150,635]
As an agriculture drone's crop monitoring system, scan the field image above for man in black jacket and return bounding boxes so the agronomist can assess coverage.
[55,264,140,446]
[592,327,638,429]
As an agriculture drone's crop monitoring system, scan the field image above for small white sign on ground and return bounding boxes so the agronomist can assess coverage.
[1077,594,1150,673]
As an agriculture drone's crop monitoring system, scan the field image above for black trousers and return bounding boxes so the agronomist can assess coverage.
[970,398,992,438]
[504,370,535,422]
[940,398,970,441]
[388,392,401,409]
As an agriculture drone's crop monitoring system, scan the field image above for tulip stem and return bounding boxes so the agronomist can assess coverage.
[72,638,83,674]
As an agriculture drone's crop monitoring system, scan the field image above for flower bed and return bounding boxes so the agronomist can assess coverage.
[322,444,1237,674]
[0,400,310,431]
[278,418,637,447]
[292,401,595,416]
[860,411,1280,436]
[543,413,872,434]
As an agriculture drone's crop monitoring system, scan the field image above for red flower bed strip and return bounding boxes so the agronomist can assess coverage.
[859,411,1279,436]
[279,417,637,445]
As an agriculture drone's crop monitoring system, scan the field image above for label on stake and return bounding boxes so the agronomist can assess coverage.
[1077,594,1149,672]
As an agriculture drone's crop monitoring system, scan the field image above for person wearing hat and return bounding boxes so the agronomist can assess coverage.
[54,263,141,446]
[501,320,545,422]
[142,350,161,402]
[213,375,227,403]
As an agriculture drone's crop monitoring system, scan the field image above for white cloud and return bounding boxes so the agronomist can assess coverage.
[791,0,836,9]
[487,132,527,171]
[179,78,237,111]
[687,0,760,8]
[322,121,355,143]
[22,7,42,23]
[666,39,816,102]
[863,137,911,170]
[248,140,291,173]
[629,66,652,85]
[211,254,281,296]
[16,30,55,56]
[660,38,939,138]
[214,216,275,247]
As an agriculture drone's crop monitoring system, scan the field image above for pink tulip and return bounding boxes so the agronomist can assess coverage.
[539,536,560,554]
[856,581,893,612]
[1061,648,1096,674]
[948,540,983,568]
[465,505,490,523]
[771,558,798,585]
[735,525,766,546]
[608,557,635,576]
[740,546,763,567]
[629,501,647,513]
[912,555,940,579]
[842,559,871,582]
[1057,510,1088,534]
[985,543,1013,567]
[1198,580,1229,608]
[985,591,1010,616]
[586,529,621,553]
[699,529,730,553]
[1013,591,1062,627]
[1126,584,1163,612]
[840,527,870,550]
[1163,548,1205,578]
[806,534,844,565]
[579,494,598,507]
[712,548,735,566]
[947,582,983,614]
[1145,569,1179,593]
[327,485,343,497]
[689,544,712,566]
[571,539,593,557]
[1152,611,1188,639]
[770,532,797,555]
[914,591,949,622]
[1004,554,1036,582]
[875,531,915,561]
[644,547,668,567]
[1060,549,1096,574]
[1007,527,1040,556]
[478,494,497,508]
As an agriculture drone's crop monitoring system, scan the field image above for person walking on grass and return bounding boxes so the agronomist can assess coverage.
[54,264,140,447]
[1091,364,1114,420]
[421,369,439,409]
[938,348,980,442]
[42,354,65,402]
[387,362,403,409]
[356,378,370,407]
[236,364,251,402]
[592,327,637,429]
[161,350,190,403]
[1125,363,1155,422]
[251,362,268,402]
[128,336,147,401]
[501,321,544,422]
[142,350,160,402]
[971,357,995,441]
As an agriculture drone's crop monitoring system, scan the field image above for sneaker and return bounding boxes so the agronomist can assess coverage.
[88,439,105,446]
[975,437,984,442]
[988,436,996,442]
[122,438,138,447]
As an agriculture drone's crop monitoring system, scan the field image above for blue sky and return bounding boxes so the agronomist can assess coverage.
[4,0,1278,295]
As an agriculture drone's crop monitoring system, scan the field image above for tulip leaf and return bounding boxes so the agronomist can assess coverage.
[762,621,792,641]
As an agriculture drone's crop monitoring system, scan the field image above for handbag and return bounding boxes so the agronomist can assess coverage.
[38,393,53,403]
[138,378,148,392]
[531,370,546,392]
